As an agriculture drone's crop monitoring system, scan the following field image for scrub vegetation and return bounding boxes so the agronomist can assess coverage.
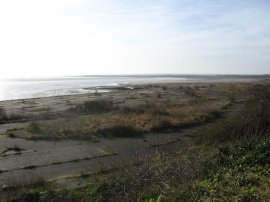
[21,83,236,140]
[2,81,270,201]
[0,107,22,123]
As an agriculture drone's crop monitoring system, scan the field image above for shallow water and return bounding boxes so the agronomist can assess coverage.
[0,76,187,101]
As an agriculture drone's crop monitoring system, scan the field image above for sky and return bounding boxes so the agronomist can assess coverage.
[0,0,270,78]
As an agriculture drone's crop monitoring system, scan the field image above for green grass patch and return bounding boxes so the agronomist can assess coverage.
[177,140,270,202]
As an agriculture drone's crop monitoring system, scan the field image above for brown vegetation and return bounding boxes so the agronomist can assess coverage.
[192,83,270,145]
[19,82,249,140]
[70,100,115,114]
[0,107,22,123]
[1,81,270,201]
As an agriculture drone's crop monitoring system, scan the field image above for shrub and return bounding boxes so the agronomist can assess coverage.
[26,122,42,133]
[183,87,197,97]
[0,107,22,123]
[97,125,141,138]
[121,106,146,114]
[179,140,270,201]
[0,107,7,120]
[25,121,60,139]
[152,120,174,132]
[72,100,114,114]
[19,189,41,202]
[193,85,270,145]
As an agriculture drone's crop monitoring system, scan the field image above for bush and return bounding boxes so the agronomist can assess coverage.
[193,85,270,145]
[0,107,10,123]
[97,125,141,138]
[9,139,270,202]
[183,87,197,97]
[121,106,146,114]
[0,107,7,120]
[11,179,125,202]
[178,140,270,201]
[19,189,41,202]
[27,122,42,133]
[0,107,22,123]
[25,121,60,139]
[72,100,114,114]
[152,120,174,132]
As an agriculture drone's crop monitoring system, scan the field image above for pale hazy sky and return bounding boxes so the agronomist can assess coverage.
[0,0,270,78]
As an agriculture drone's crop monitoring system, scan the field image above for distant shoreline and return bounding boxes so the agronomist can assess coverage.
[1,74,270,81]
[0,75,263,102]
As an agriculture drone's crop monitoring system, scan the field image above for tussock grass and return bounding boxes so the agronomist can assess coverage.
[25,119,91,140]
[10,82,245,139]
[0,107,7,120]
[24,118,141,139]
[24,101,227,140]
[70,100,115,114]
[0,107,22,123]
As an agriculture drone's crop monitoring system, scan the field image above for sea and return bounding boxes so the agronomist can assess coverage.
[0,75,190,101]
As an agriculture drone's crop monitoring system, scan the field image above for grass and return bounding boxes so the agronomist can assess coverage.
[192,84,270,145]
[10,138,269,201]
[0,107,22,123]
[0,107,6,120]
[24,119,141,139]
[23,100,227,140]
[10,181,126,202]
[10,82,248,140]
[23,109,221,140]
[177,140,270,201]
[70,100,115,114]
[2,82,269,201]
[4,149,207,201]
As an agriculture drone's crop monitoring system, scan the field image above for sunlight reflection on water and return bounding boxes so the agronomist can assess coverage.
[0,76,187,101]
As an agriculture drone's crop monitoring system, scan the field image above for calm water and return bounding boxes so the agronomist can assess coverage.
[0,76,188,101]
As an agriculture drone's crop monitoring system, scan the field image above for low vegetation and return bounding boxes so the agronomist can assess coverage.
[23,99,228,140]
[178,140,270,201]
[7,139,270,201]
[193,84,270,145]
[23,107,224,140]
[0,107,22,123]
[0,107,6,120]
[5,83,249,139]
[2,82,270,201]
[24,118,141,140]
[70,100,115,114]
